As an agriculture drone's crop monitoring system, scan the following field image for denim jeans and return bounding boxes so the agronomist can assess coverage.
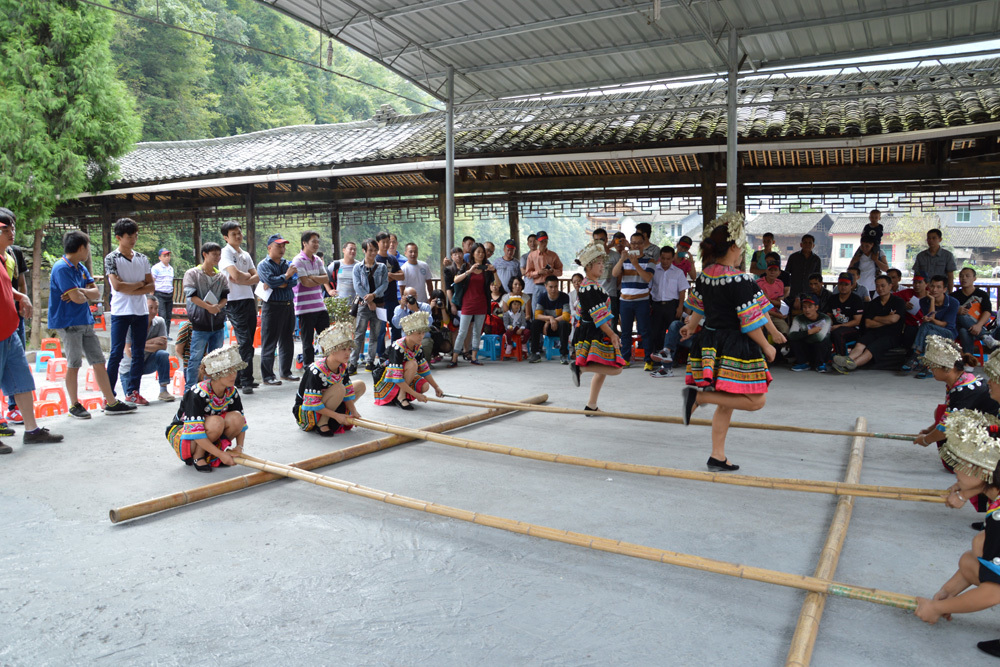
[956,313,985,354]
[352,306,385,367]
[664,320,692,355]
[186,328,225,390]
[913,322,954,354]
[108,314,148,398]
[0,329,35,398]
[619,299,652,362]
[7,316,24,408]
[123,349,171,395]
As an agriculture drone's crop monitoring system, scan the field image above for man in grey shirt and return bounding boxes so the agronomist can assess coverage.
[592,228,621,333]
[912,228,957,289]
[492,239,522,292]
[120,296,173,402]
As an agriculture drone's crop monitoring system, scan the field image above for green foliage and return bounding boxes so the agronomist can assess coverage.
[324,296,353,324]
[110,0,437,142]
[0,0,141,230]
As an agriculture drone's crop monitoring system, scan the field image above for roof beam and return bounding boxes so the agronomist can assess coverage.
[325,0,471,31]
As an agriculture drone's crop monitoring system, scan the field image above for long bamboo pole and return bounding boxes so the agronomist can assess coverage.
[348,417,945,503]
[232,452,918,611]
[108,394,549,523]
[434,394,918,442]
[787,418,867,666]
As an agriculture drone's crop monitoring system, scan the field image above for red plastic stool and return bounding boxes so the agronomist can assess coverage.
[81,397,104,411]
[34,401,63,418]
[501,336,526,361]
[85,367,100,391]
[46,357,68,381]
[169,356,181,375]
[172,369,186,396]
[38,386,68,414]
[41,337,63,358]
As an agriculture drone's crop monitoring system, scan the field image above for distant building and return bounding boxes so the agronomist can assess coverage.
[745,213,834,266]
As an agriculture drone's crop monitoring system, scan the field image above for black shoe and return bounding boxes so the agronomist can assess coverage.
[365,362,375,371]
[682,387,698,426]
[23,428,64,445]
[347,364,358,375]
[280,375,300,382]
[972,521,986,531]
[570,362,581,387]
[978,639,1000,658]
[263,378,282,386]
[250,382,260,388]
[0,441,12,454]
[397,398,415,411]
[583,405,599,417]
[707,456,740,472]
[192,457,213,472]
[241,385,254,395]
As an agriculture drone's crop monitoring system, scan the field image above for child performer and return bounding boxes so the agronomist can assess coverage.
[294,322,366,436]
[166,345,247,473]
[569,241,624,413]
[916,409,1000,658]
[373,311,444,410]
[503,296,530,356]
[913,336,998,462]
[679,212,786,472]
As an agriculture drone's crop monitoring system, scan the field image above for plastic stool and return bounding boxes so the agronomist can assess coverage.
[33,351,56,372]
[45,357,68,381]
[172,369,186,396]
[169,356,181,375]
[38,387,68,414]
[81,397,104,411]
[85,367,100,392]
[479,334,501,361]
[41,337,63,358]
[34,401,63,418]
[93,313,106,331]
[253,326,262,348]
[502,336,525,361]
[542,336,562,360]
[631,335,644,361]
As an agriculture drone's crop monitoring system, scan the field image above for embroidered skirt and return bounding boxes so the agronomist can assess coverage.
[685,327,771,394]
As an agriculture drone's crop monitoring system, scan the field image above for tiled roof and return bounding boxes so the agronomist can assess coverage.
[946,226,999,248]
[746,213,831,235]
[111,58,1000,185]
[829,214,908,235]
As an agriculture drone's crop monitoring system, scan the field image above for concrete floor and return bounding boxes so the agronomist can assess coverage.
[0,353,995,665]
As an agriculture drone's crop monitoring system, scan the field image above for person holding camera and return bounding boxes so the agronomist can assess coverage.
[524,230,563,305]
[392,287,434,361]
[349,238,389,374]
[449,243,496,367]
[428,288,453,362]
[613,232,655,370]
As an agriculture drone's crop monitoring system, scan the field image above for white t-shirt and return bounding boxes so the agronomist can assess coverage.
[400,260,433,302]
[103,249,151,316]
[218,244,256,301]
[855,252,885,293]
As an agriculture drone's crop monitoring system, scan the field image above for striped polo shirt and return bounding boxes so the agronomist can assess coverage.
[291,251,328,315]
[620,254,654,301]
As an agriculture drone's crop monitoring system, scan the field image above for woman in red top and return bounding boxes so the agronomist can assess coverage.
[449,243,496,367]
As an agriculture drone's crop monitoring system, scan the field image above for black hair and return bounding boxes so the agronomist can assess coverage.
[930,274,947,286]
[449,246,462,255]
[592,227,607,240]
[405,242,417,250]
[762,232,775,239]
[300,229,319,248]
[660,245,675,255]
[801,234,815,243]
[699,225,738,264]
[808,272,824,282]
[389,233,398,241]
[470,242,487,262]
[544,274,559,284]
[113,217,138,237]
[220,220,241,237]
[870,208,881,215]
[527,233,537,240]
[630,231,644,240]
[928,228,943,239]
[510,275,525,290]
[462,235,475,244]
[886,268,902,280]
[361,238,378,252]
[874,274,891,286]
[765,251,781,263]
[342,240,356,248]
[635,222,652,238]
[375,231,390,242]
[612,231,627,240]
[316,251,324,259]
[960,266,977,277]
[63,230,90,254]
[201,242,221,258]
[0,207,15,227]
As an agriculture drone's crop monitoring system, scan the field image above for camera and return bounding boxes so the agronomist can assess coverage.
[405,295,417,305]
[434,298,444,308]
[544,264,552,270]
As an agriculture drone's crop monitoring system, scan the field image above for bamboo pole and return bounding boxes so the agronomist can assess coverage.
[108,394,549,523]
[433,394,918,442]
[348,417,945,503]
[232,452,918,611]
[787,418,867,666]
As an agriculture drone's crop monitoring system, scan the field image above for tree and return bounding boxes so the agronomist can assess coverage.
[0,0,141,345]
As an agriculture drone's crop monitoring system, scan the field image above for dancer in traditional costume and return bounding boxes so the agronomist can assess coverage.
[165,345,247,472]
[569,241,624,413]
[914,335,999,461]
[373,311,444,410]
[916,409,1000,658]
[293,322,366,436]
[679,212,786,472]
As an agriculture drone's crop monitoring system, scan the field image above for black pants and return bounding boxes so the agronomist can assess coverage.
[155,291,174,336]
[530,319,570,354]
[298,310,330,367]
[260,301,294,381]
[609,295,620,333]
[650,299,679,354]
[227,298,257,388]
[830,326,860,355]
[790,338,830,367]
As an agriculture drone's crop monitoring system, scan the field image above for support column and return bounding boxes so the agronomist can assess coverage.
[438,187,448,269]
[329,177,340,254]
[244,186,256,260]
[700,157,718,229]
[101,200,113,313]
[445,65,455,253]
[507,197,519,253]
[192,210,202,265]
[726,28,739,213]
[79,219,92,274]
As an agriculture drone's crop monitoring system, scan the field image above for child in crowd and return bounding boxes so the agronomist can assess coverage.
[165,345,247,472]
[484,280,506,336]
[755,255,790,335]
[860,209,883,254]
[150,248,175,336]
[568,273,584,328]
[916,409,1000,659]
[503,296,529,355]
[373,311,445,409]
[787,292,832,372]
[294,322,366,436]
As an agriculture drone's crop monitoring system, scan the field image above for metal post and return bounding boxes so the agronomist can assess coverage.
[445,65,455,253]
[192,210,202,265]
[727,28,739,213]
[507,197,519,254]
[101,200,113,313]
[244,186,256,260]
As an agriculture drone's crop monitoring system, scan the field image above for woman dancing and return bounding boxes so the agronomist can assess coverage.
[679,213,786,472]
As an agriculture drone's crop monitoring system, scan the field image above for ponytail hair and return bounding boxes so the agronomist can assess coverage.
[699,224,737,265]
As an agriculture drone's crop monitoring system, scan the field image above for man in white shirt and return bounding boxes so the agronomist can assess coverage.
[327,241,358,302]
[218,221,260,393]
[492,239,522,293]
[648,245,688,371]
[103,217,154,404]
[400,242,434,302]
[150,248,175,335]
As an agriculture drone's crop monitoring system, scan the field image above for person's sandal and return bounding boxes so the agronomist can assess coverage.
[470,359,483,366]
[583,405,600,417]
[316,423,335,437]
[192,457,213,473]
[398,398,415,411]
[707,456,740,472]
[447,360,458,368]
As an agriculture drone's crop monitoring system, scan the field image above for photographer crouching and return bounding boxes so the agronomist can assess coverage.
[392,287,436,362]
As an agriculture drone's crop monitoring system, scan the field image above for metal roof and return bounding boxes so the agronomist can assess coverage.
[258,0,1000,102]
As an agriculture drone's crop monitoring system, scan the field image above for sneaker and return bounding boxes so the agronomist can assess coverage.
[104,399,137,416]
[815,364,827,373]
[347,364,358,375]
[650,367,674,378]
[651,348,673,364]
[6,408,23,425]
[983,334,998,351]
[832,354,857,371]
[831,359,850,375]
[621,359,631,369]
[504,346,514,355]
[560,355,569,365]
[365,361,375,371]
[0,420,13,437]
[125,391,149,406]
[0,441,11,455]
[901,355,917,372]
[791,363,810,372]
[915,365,930,379]
[528,353,541,363]
[68,402,92,420]
[643,362,654,372]
[241,385,254,395]
[158,389,175,402]
[23,427,64,445]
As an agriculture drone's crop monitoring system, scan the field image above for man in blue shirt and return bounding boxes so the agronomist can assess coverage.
[48,230,135,419]
[392,286,434,360]
[256,234,298,385]
[907,273,961,378]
